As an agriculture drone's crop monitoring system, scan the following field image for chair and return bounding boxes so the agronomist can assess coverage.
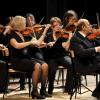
[3,62,32,99]
[56,66,66,87]
[69,50,99,100]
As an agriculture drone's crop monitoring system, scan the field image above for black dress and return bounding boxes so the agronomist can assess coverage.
[8,31,36,73]
[24,32,45,64]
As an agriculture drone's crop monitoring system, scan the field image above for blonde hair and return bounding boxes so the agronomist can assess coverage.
[50,17,62,25]
[11,16,26,31]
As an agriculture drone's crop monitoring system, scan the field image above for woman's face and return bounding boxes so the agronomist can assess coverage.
[52,21,62,31]
[27,16,36,26]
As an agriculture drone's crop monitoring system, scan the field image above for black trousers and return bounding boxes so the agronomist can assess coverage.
[47,56,73,93]
[0,60,8,93]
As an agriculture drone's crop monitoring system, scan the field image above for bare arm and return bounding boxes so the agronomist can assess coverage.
[62,33,73,50]
[10,38,37,49]
[36,24,51,46]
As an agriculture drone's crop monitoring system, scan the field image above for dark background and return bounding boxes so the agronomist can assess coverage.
[0,0,100,25]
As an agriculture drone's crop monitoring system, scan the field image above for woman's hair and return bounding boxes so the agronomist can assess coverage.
[26,13,36,26]
[11,16,26,31]
[63,10,78,27]
[26,13,34,18]
[50,17,62,25]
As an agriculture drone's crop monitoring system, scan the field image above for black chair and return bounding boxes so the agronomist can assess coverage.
[3,62,32,99]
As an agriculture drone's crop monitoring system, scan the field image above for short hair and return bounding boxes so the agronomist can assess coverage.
[77,19,89,31]
[11,16,26,31]
[50,17,62,25]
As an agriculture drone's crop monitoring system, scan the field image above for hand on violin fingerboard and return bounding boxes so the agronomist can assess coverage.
[43,24,51,33]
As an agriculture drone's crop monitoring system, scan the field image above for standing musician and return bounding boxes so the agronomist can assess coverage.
[43,17,73,95]
[7,15,50,99]
[70,18,100,99]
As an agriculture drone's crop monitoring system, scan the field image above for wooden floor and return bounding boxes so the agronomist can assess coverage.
[0,74,99,100]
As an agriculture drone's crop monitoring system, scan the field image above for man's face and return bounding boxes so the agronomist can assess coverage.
[68,16,77,26]
[83,21,92,35]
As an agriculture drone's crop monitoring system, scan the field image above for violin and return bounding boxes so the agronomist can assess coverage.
[0,25,5,33]
[55,29,69,39]
[21,24,46,35]
[33,24,46,32]
[65,24,76,32]
[87,29,100,40]
[87,13,100,40]
[21,27,33,35]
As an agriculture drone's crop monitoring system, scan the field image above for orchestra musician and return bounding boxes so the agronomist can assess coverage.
[7,15,50,99]
[43,17,73,95]
[70,18,100,99]
[0,16,26,90]
[63,9,78,34]
[0,18,12,93]
[25,13,52,97]
[0,44,9,93]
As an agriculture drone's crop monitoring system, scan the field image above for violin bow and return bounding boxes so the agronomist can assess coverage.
[73,11,85,34]
[32,16,45,40]
[96,12,100,28]
[39,16,45,24]
[80,12,85,19]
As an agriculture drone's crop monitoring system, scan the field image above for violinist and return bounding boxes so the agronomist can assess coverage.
[8,15,51,99]
[70,18,100,99]
[43,17,73,95]
[25,13,51,97]
[63,9,78,34]
[0,44,9,93]
[0,17,12,93]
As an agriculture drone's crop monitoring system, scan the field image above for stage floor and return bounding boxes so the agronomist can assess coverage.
[0,74,99,100]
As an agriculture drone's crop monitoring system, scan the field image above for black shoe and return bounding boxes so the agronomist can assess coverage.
[64,89,73,95]
[40,89,52,97]
[48,91,53,95]
[20,87,26,90]
[92,91,100,99]
[31,90,45,99]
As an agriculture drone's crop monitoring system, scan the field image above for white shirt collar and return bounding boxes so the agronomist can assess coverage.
[79,31,86,37]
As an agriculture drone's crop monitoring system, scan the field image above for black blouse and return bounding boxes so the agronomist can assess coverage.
[44,32,69,59]
[8,31,30,60]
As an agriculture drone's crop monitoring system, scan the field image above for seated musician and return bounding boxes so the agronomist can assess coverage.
[7,15,50,99]
[0,44,9,93]
[70,18,100,99]
[24,13,51,97]
[43,17,73,95]
[63,9,78,34]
